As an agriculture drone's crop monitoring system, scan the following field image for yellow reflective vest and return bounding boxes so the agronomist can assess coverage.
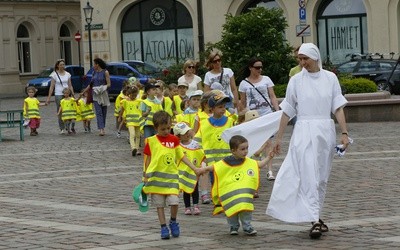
[24,97,40,119]
[173,95,187,115]
[76,99,95,122]
[60,98,77,121]
[140,98,163,127]
[142,135,184,195]
[212,157,259,217]
[178,143,205,193]
[122,98,142,127]
[194,116,234,165]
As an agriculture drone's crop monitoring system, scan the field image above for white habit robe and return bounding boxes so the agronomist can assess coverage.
[266,68,347,223]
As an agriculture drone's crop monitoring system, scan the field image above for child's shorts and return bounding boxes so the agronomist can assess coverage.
[151,194,179,208]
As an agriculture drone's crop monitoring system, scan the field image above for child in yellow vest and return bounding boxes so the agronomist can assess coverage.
[76,90,95,133]
[172,82,188,115]
[58,88,77,135]
[140,83,163,139]
[201,135,274,236]
[173,122,206,215]
[23,86,47,136]
[119,86,142,157]
[116,85,131,138]
[142,111,201,239]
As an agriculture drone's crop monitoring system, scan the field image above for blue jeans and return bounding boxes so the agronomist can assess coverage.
[143,125,156,139]
[93,101,107,129]
[226,211,253,231]
[55,95,64,130]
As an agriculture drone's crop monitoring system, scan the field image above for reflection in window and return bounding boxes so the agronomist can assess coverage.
[17,24,31,73]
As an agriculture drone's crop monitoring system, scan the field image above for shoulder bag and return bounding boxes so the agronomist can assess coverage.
[244,79,275,111]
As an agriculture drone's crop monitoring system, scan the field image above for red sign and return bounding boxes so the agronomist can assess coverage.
[74,32,81,42]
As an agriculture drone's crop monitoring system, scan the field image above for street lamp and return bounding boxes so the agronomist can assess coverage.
[83,1,93,68]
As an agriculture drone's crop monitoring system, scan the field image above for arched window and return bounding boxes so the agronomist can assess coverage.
[317,0,367,64]
[17,24,32,74]
[242,0,281,12]
[60,24,72,65]
[121,0,193,67]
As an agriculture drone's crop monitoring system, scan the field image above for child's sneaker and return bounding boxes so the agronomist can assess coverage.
[184,207,192,215]
[169,221,180,237]
[267,170,275,181]
[230,227,239,235]
[71,128,76,134]
[244,227,257,236]
[201,194,211,204]
[117,131,121,138]
[160,226,170,239]
[193,205,201,215]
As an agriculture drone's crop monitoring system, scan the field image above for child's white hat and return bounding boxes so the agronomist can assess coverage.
[173,122,191,135]
[188,90,203,99]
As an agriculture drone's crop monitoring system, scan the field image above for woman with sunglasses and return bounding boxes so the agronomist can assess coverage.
[46,59,75,134]
[238,57,279,181]
[177,59,202,96]
[203,49,239,111]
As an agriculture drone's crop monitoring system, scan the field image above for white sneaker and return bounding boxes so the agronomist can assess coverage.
[267,170,275,180]
[60,129,66,135]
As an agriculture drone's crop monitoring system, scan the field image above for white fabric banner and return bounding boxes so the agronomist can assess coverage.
[221,110,283,157]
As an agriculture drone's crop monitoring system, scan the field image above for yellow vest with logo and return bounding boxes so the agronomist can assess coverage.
[177,144,205,193]
[24,97,40,119]
[141,98,163,127]
[123,99,142,127]
[60,98,77,121]
[142,135,183,195]
[212,157,259,217]
[194,116,234,165]
[77,99,95,121]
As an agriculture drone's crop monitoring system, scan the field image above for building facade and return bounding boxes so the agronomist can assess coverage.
[1,0,400,95]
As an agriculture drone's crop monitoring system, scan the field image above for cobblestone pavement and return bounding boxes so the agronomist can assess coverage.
[1,96,400,249]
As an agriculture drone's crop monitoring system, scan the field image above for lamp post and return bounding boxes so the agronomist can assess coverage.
[83,1,93,68]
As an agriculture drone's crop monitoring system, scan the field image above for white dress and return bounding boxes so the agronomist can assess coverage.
[266,68,347,223]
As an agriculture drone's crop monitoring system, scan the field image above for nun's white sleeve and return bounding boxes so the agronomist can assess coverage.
[329,71,348,114]
[279,78,297,119]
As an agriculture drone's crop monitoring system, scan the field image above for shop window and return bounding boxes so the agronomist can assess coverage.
[121,0,193,67]
[317,0,367,64]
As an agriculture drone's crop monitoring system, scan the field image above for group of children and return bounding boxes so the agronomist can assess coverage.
[135,84,276,240]
[23,86,95,136]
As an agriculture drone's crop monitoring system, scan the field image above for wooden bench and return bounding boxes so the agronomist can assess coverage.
[0,110,24,141]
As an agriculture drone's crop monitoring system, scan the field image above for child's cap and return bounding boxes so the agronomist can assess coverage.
[244,110,260,122]
[132,182,148,213]
[177,82,189,88]
[188,90,203,99]
[173,122,191,136]
[144,83,160,92]
[128,77,137,85]
[210,82,224,91]
[208,91,230,108]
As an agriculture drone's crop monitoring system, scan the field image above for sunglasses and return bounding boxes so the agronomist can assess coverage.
[213,58,221,63]
[187,66,195,69]
[252,66,263,70]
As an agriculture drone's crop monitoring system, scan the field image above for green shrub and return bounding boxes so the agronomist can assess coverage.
[274,84,287,98]
[339,76,377,94]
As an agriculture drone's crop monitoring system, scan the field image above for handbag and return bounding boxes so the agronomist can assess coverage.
[244,79,275,111]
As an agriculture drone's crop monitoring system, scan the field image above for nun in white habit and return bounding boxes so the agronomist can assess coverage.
[266,43,350,239]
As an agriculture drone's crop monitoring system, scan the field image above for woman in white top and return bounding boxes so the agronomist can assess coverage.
[238,57,279,181]
[46,59,75,134]
[177,59,202,96]
[266,43,350,239]
[203,49,239,110]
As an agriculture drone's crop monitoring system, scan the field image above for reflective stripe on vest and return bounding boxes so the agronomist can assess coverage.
[212,158,259,217]
[177,145,205,193]
[142,136,181,195]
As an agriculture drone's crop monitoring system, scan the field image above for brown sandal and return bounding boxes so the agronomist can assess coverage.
[309,222,322,239]
[319,219,329,232]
